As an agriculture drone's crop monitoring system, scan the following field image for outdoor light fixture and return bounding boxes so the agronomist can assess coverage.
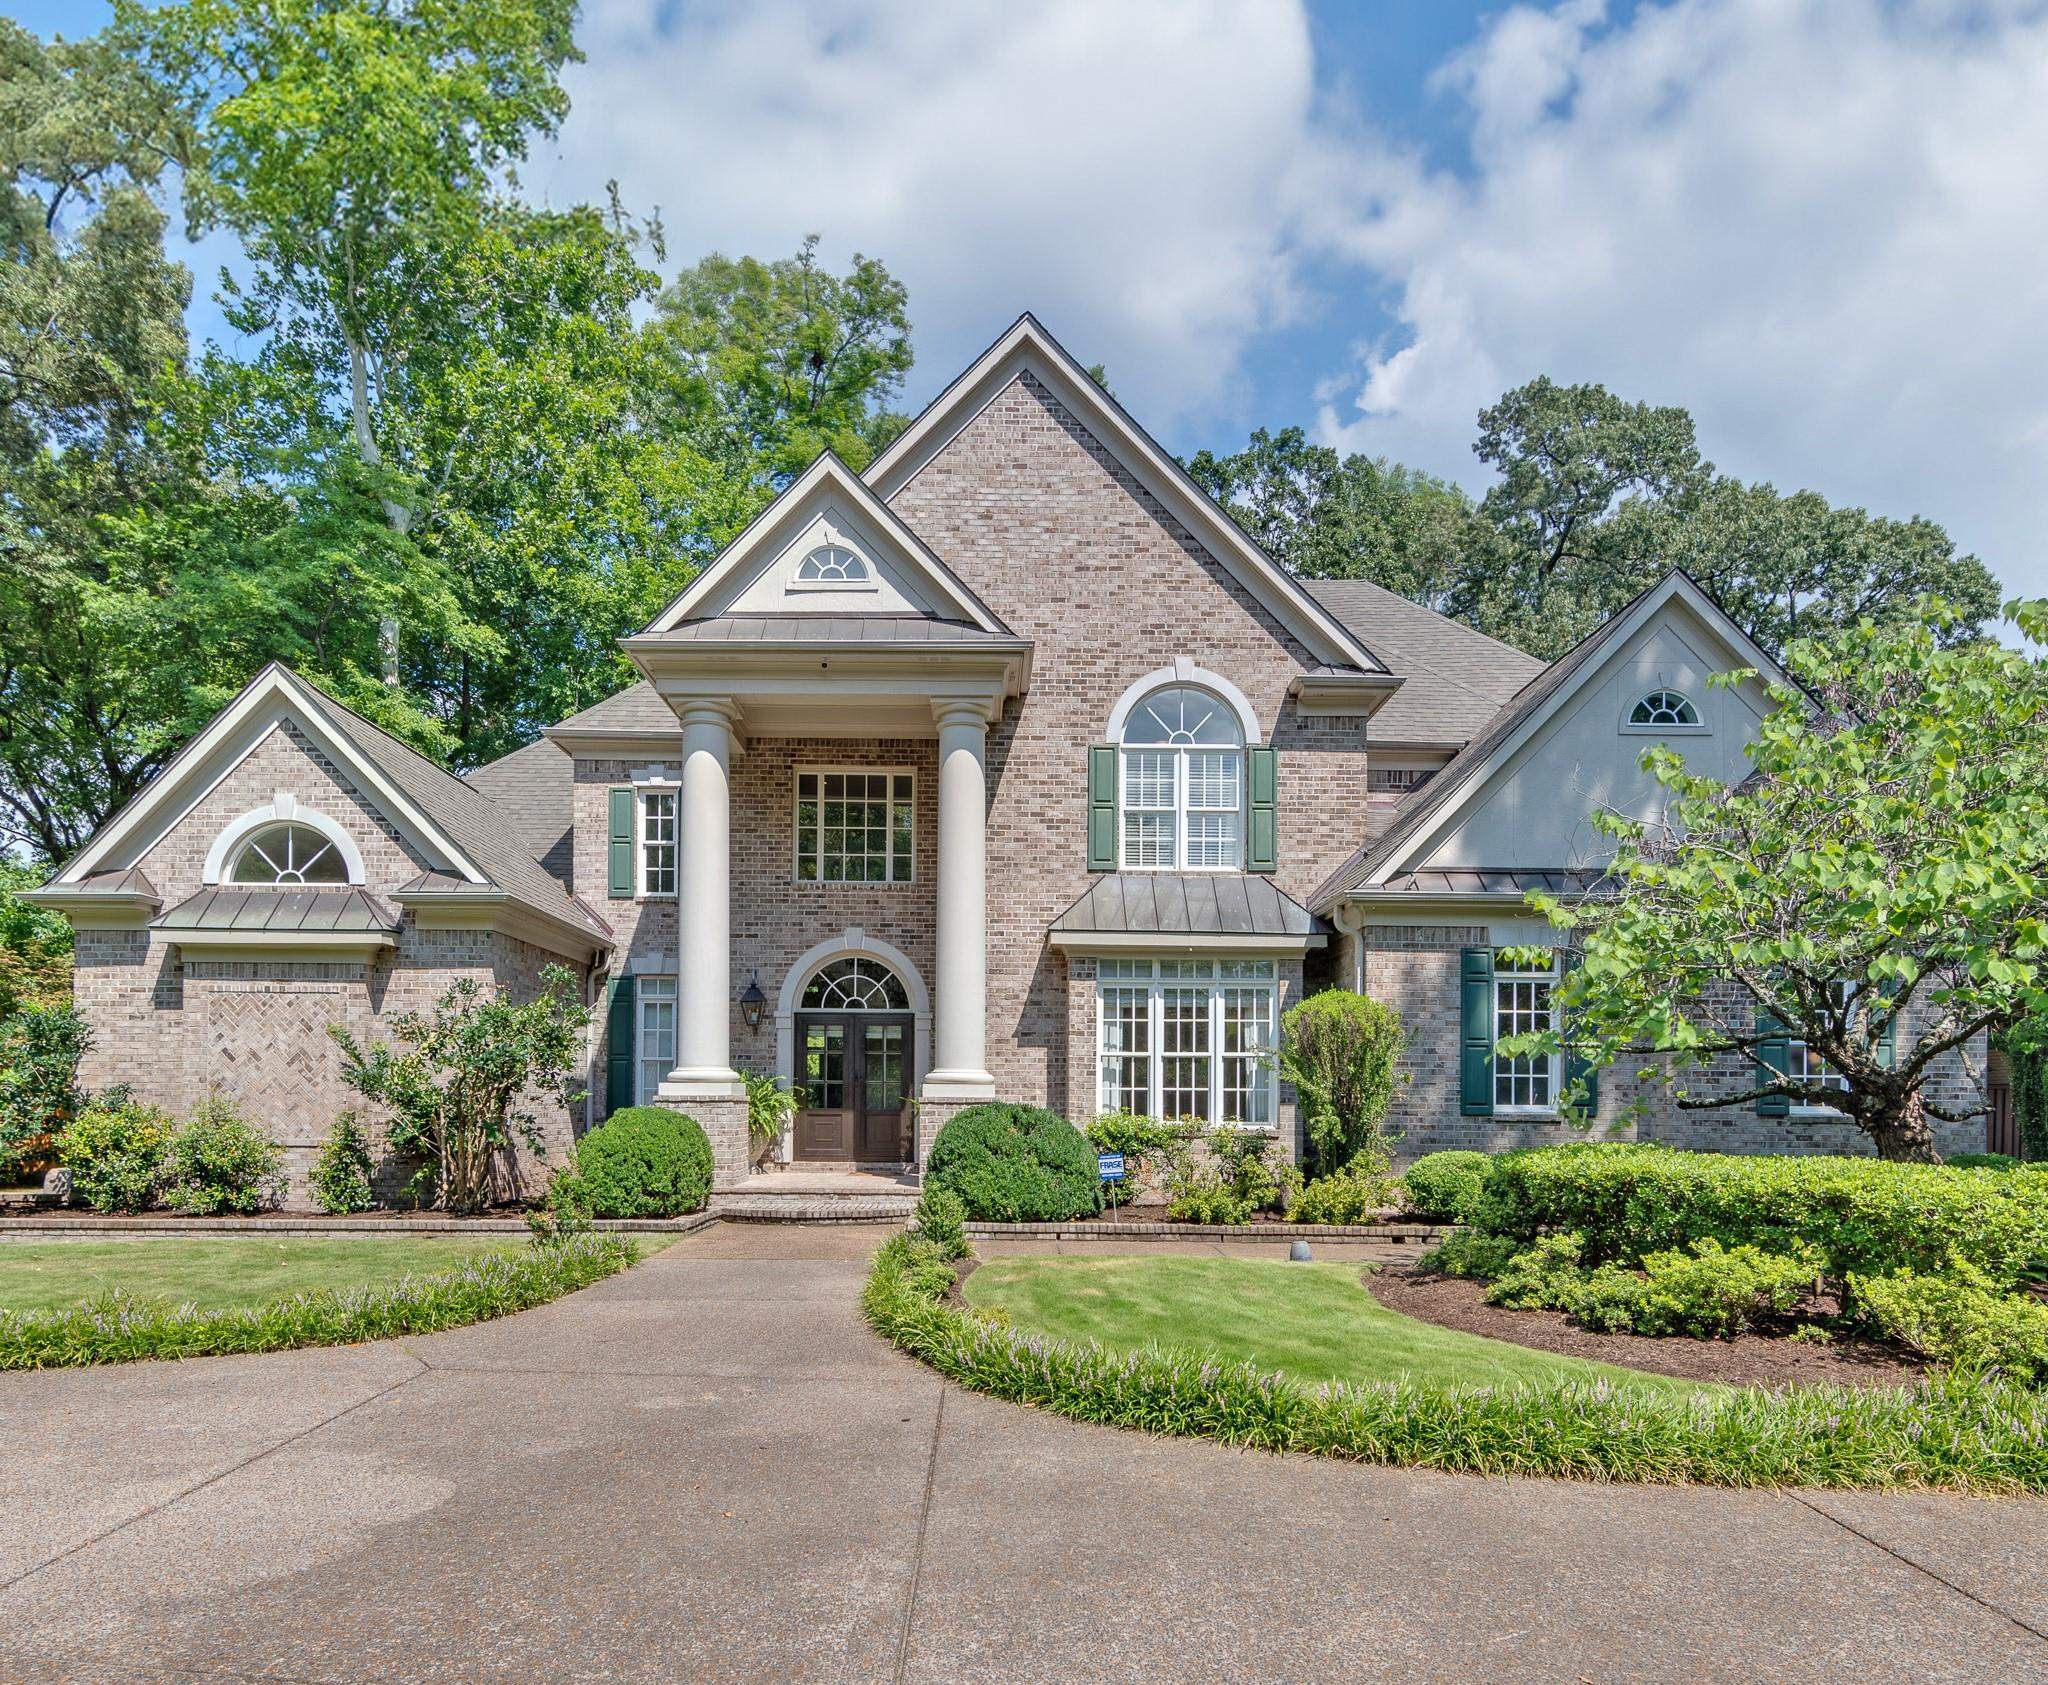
[739,973,766,1034]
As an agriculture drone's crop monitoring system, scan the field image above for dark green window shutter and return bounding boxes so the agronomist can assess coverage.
[1460,946,1494,1116]
[605,974,636,1117]
[1086,745,1118,871]
[1561,949,1597,1116]
[607,787,634,899]
[1247,745,1278,874]
[1755,1009,1790,1117]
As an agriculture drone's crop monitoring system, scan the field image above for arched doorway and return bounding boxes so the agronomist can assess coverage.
[782,943,926,1164]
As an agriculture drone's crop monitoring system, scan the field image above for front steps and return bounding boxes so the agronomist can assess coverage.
[710,1166,920,1224]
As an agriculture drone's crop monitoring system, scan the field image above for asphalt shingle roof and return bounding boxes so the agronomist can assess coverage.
[463,738,574,890]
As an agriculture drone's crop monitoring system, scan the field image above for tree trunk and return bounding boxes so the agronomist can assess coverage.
[1866,1088,1940,1164]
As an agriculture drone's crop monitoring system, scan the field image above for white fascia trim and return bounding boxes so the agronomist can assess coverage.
[393,888,606,961]
[58,666,485,888]
[1361,573,1787,889]
[642,453,1005,634]
[18,890,159,927]
[201,796,368,885]
[1105,659,1261,741]
[863,314,1389,675]
[1048,930,1324,953]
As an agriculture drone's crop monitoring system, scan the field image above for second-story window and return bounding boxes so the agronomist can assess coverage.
[640,790,677,896]
[795,770,915,882]
[1120,686,1244,870]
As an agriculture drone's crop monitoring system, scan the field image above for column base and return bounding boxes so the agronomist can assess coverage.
[650,1091,751,1191]
[919,1069,997,1102]
[657,1068,748,1102]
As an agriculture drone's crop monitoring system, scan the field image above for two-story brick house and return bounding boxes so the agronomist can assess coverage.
[29,315,1986,1203]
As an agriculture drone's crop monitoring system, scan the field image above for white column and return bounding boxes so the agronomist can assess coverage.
[660,699,744,1100]
[923,699,997,1098]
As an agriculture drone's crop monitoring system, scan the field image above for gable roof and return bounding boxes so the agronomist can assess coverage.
[1311,570,1787,909]
[1305,579,1545,747]
[463,737,574,891]
[642,451,1010,635]
[864,313,1393,680]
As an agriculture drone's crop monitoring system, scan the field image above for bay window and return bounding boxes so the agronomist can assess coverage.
[1097,957,1276,1126]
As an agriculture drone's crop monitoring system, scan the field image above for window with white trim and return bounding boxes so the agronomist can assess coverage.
[1788,981,1855,1113]
[794,544,869,583]
[794,770,914,883]
[1096,957,1275,1126]
[637,976,677,1103]
[228,821,351,885]
[1119,687,1244,870]
[1627,689,1701,728]
[1493,949,1559,1113]
[639,790,677,896]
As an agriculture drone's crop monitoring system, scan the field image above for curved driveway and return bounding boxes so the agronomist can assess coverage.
[3,1225,2046,1683]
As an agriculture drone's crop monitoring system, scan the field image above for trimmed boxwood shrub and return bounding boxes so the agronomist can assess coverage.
[571,1106,714,1218]
[1473,1142,2048,1290]
[1402,1150,1490,1223]
[924,1104,1102,1222]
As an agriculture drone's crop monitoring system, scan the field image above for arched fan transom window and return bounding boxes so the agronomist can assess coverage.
[794,544,869,584]
[801,955,910,1011]
[229,821,351,885]
[1628,689,1701,728]
[1120,686,1245,870]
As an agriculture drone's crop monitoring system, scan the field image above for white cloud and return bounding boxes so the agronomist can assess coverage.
[1311,0,2048,592]
[534,0,1335,428]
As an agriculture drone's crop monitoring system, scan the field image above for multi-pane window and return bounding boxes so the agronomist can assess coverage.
[1628,689,1701,727]
[1096,957,1275,1126]
[1788,981,1855,1111]
[794,770,914,883]
[229,822,350,885]
[637,976,677,1104]
[794,544,869,583]
[1119,687,1244,870]
[639,790,677,896]
[1493,949,1559,1113]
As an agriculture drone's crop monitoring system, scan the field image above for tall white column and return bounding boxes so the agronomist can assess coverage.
[661,699,744,1099]
[923,699,996,1098]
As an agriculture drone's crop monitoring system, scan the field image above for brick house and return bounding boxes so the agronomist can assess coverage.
[28,315,1986,1201]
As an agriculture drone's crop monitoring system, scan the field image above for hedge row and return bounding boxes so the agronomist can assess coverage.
[0,1235,639,1369]
[1473,1143,2048,1289]
[862,1234,2048,1493]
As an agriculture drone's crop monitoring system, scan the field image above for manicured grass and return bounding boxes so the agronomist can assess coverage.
[0,1236,525,1315]
[965,1255,1705,1397]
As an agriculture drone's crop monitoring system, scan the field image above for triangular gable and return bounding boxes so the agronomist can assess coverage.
[643,452,1008,634]
[1322,571,1788,901]
[52,665,488,889]
[864,313,1391,676]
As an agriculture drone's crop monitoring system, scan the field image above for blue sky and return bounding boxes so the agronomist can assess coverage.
[14,0,2046,594]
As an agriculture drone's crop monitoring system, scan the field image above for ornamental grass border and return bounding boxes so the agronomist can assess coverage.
[862,1236,2048,1494]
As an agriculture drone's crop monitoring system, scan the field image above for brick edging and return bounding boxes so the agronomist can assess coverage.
[0,1212,722,1239]
[963,1220,1450,1242]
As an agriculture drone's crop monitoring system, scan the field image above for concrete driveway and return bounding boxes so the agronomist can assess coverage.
[3,1225,2045,1684]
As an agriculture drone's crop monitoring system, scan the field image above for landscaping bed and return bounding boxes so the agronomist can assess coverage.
[1366,1266,1924,1392]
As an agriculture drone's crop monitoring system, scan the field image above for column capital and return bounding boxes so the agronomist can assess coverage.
[673,696,743,733]
[931,695,994,732]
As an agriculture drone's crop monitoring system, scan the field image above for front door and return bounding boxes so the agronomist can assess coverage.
[794,1013,913,1162]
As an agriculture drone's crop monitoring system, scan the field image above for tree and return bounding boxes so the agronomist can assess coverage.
[1521,600,2048,1162]
[1187,426,1483,609]
[0,859,72,1019]
[331,964,587,1211]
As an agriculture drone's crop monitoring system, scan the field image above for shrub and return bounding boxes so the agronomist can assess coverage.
[924,1104,1102,1222]
[572,1107,715,1218]
[1288,1161,1397,1225]
[0,1004,89,1179]
[1419,1229,1521,1280]
[1471,1143,2048,1292]
[1401,1150,1490,1222]
[311,1113,378,1214]
[1572,1240,1820,1339]
[1947,1153,2020,1171]
[62,1096,176,1212]
[913,1185,969,1261]
[1159,1128,1300,1225]
[1278,989,1404,1176]
[162,1093,286,1215]
[739,1069,800,1155]
[1851,1263,2048,1383]
[1485,1233,1588,1310]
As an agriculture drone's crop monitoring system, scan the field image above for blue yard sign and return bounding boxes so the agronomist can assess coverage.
[1097,1152,1126,1181]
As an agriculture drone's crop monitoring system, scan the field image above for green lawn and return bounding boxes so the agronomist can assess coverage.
[0,1236,529,1315]
[965,1255,1708,1396]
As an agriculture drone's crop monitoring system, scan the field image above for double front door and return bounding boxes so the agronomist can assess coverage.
[794,1013,912,1162]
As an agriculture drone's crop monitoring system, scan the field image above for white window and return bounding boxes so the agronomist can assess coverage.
[1096,957,1276,1126]
[637,976,677,1103]
[794,770,914,883]
[227,822,351,886]
[800,955,910,1011]
[1787,981,1855,1113]
[794,544,869,584]
[1493,949,1559,1113]
[639,790,677,896]
[1119,687,1244,870]
[1627,689,1701,728]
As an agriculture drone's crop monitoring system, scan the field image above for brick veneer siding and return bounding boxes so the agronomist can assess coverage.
[69,722,588,1207]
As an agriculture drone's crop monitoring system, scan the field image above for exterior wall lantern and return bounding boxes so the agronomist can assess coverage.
[739,972,767,1034]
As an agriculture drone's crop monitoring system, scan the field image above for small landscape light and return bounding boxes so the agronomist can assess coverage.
[1290,1240,1312,1262]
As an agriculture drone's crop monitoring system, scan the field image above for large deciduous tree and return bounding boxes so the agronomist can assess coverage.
[1522,601,2048,1162]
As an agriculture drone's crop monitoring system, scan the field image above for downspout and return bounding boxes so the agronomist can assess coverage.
[1333,901,1368,994]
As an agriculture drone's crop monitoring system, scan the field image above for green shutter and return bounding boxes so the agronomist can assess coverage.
[1460,946,1494,1116]
[1087,745,1118,871]
[1876,990,1898,1070]
[1755,1008,1790,1117]
[607,787,634,899]
[1247,745,1278,874]
[605,973,636,1118]
[1561,949,1597,1117]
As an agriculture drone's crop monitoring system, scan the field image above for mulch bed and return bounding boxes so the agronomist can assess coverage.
[1366,1267,1928,1391]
